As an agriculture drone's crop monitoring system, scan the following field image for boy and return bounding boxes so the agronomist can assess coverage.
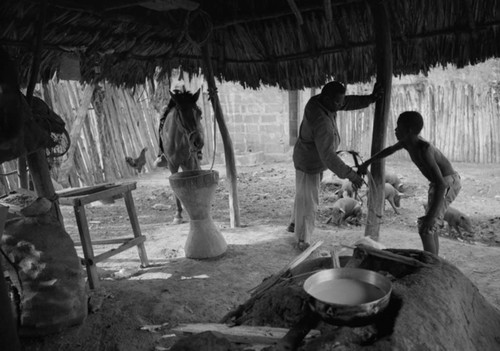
[357,111,461,255]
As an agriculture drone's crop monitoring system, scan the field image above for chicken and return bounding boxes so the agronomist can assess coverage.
[125,147,148,173]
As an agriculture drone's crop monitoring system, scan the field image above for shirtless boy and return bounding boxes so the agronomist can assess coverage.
[358,111,461,255]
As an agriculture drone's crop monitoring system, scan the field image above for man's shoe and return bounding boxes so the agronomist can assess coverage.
[295,241,310,251]
[286,222,295,233]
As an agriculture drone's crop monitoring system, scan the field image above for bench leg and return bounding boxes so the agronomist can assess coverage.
[124,190,149,267]
[74,204,99,289]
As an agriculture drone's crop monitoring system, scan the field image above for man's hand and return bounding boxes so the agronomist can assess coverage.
[349,171,364,190]
[370,82,384,102]
[357,162,369,175]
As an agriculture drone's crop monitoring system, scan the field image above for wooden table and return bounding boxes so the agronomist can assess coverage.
[57,182,149,289]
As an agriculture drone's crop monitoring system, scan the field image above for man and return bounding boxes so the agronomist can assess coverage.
[289,81,383,250]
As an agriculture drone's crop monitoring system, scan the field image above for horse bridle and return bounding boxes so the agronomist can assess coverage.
[174,105,203,156]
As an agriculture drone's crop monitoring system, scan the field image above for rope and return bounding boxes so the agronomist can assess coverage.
[185,9,213,49]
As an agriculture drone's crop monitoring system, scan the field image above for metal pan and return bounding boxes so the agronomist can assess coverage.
[303,268,392,326]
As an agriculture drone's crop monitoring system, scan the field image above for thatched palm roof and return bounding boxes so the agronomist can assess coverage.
[1,0,499,90]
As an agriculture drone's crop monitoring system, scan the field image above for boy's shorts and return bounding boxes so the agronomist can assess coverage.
[427,173,462,227]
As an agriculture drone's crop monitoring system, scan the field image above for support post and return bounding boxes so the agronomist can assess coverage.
[288,90,299,146]
[23,0,63,224]
[18,157,28,189]
[365,0,393,240]
[201,43,240,228]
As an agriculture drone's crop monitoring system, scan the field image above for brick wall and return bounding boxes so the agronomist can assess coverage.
[201,82,318,163]
[202,82,293,160]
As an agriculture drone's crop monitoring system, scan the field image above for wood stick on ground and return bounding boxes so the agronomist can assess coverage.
[171,323,320,345]
[355,244,431,268]
[248,240,323,296]
[220,241,323,324]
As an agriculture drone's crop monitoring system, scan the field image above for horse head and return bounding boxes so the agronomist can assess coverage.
[169,89,204,160]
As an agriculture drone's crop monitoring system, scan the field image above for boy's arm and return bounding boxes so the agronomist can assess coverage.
[357,142,403,174]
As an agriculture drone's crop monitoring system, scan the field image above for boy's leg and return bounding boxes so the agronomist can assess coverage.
[294,170,320,248]
[420,183,439,255]
[417,217,438,255]
[434,174,462,250]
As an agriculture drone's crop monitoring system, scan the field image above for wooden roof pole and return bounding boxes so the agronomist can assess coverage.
[201,43,241,228]
[24,0,64,225]
[364,0,393,240]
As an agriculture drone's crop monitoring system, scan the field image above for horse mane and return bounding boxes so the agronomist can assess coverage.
[162,90,199,118]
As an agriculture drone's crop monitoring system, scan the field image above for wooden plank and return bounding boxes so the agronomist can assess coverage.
[123,190,149,267]
[249,240,323,295]
[355,244,431,268]
[170,323,320,345]
[63,182,136,206]
[93,236,146,263]
[74,204,99,289]
[74,238,132,246]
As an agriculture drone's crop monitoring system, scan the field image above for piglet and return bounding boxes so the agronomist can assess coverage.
[385,173,404,192]
[330,198,362,226]
[384,183,402,214]
[335,179,355,198]
[444,206,473,237]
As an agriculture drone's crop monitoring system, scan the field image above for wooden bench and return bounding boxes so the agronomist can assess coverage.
[57,182,149,289]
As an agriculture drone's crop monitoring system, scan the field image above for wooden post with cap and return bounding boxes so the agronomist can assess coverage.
[365,0,393,240]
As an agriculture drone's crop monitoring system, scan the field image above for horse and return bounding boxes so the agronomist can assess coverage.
[160,89,204,224]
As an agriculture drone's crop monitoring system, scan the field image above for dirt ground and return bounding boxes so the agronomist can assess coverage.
[19,158,500,351]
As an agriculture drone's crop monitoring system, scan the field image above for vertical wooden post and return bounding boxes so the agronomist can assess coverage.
[201,43,241,228]
[23,0,64,224]
[365,0,393,240]
[18,157,28,189]
[288,90,299,146]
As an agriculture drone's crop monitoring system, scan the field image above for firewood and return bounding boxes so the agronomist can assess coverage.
[170,323,320,345]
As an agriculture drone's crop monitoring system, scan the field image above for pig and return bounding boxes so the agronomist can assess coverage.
[384,183,402,214]
[335,179,355,198]
[385,173,404,192]
[444,206,473,237]
[330,198,363,226]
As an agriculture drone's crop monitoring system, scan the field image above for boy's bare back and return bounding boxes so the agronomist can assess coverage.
[405,137,456,184]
